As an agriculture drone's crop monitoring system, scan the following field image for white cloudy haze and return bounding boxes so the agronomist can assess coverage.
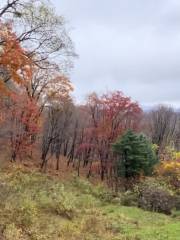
[52,0,180,108]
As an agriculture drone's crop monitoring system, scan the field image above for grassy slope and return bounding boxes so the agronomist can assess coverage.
[0,165,179,240]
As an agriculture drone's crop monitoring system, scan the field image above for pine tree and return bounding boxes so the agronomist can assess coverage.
[112,130,158,179]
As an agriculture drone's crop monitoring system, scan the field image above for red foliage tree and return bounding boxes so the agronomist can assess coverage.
[78,91,142,180]
[0,23,41,161]
[6,93,41,161]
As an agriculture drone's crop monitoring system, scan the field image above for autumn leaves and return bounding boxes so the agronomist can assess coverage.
[0,0,73,161]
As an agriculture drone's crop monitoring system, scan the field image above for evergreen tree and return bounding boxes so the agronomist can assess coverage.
[112,130,158,179]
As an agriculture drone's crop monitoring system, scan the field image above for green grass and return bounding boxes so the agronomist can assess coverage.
[0,165,179,240]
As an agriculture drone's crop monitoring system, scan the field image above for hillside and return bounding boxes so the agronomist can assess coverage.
[0,165,179,240]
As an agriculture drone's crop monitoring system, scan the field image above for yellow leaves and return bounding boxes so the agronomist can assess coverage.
[47,74,73,102]
[173,151,180,161]
[163,161,180,172]
[156,159,180,181]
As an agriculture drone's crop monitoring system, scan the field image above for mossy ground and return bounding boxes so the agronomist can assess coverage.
[0,164,179,240]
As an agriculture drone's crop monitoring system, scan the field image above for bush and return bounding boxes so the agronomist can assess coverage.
[91,185,114,203]
[172,210,180,218]
[50,185,76,219]
[72,177,114,203]
[3,223,22,240]
[53,197,75,220]
[72,177,93,194]
[137,179,175,214]
[14,199,38,227]
[174,195,180,211]
[156,160,180,190]
[120,191,138,207]
[75,194,99,210]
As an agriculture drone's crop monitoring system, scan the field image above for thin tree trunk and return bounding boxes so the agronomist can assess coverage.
[56,156,60,170]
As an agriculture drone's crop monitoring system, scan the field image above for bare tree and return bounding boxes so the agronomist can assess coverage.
[41,105,60,171]
[0,0,75,68]
[148,105,178,153]
[41,98,76,171]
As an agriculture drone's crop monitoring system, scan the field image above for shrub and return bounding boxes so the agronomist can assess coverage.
[174,195,180,211]
[36,183,77,220]
[156,160,180,189]
[0,183,15,208]
[73,177,114,203]
[75,194,99,210]
[3,223,22,240]
[120,191,138,207]
[14,199,38,227]
[72,177,93,194]
[51,185,76,219]
[53,197,75,220]
[172,210,180,218]
[137,179,175,214]
[91,185,114,203]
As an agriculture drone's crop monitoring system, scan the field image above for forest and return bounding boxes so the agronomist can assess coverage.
[0,1,180,239]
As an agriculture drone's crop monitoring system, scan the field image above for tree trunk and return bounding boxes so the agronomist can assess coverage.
[56,156,60,170]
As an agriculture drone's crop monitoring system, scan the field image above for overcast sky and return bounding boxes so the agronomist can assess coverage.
[52,0,180,108]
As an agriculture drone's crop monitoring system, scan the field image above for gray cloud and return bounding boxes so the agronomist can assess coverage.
[52,0,180,107]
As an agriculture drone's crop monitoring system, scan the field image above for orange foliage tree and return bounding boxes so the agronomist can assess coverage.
[0,23,41,160]
[0,2,74,164]
[0,22,32,91]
